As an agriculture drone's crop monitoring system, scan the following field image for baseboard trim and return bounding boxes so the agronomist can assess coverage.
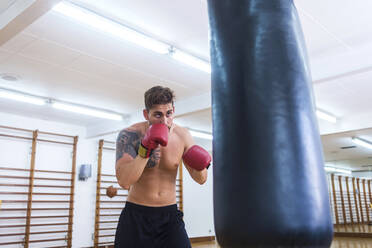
[190,236,216,243]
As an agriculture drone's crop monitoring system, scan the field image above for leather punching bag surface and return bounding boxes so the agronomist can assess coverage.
[208,1,333,247]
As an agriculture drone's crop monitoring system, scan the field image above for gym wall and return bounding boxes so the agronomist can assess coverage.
[0,111,214,247]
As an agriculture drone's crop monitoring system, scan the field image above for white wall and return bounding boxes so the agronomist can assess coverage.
[0,112,99,248]
[72,138,99,248]
[183,162,214,238]
[182,136,214,238]
[0,112,215,247]
[352,171,372,179]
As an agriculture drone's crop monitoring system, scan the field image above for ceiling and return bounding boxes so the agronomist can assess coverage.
[1,0,372,166]
[0,1,16,14]
[322,128,372,170]
[0,0,211,126]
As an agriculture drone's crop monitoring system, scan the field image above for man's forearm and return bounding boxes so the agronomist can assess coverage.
[116,156,148,189]
[190,168,208,185]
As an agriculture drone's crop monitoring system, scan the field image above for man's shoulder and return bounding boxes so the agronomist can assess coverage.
[117,122,146,138]
[121,122,146,132]
[173,124,189,137]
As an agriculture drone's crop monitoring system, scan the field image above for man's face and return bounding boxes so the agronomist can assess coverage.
[144,103,174,129]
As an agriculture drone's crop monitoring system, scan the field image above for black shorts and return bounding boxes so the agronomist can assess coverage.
[114,202,191,248]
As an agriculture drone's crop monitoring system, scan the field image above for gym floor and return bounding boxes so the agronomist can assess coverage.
[191,237,372,247]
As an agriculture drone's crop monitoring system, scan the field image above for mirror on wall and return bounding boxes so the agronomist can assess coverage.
[321,128,372,237]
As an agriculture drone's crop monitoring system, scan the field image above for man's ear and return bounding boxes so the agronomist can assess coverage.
[143,109,149,120]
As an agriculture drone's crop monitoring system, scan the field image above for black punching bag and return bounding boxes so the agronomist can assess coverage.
[208,0,333,247]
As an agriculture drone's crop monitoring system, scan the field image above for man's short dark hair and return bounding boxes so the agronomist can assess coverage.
[144,86,175,110]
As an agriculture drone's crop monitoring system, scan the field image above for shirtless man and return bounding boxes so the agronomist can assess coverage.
[114,86,212,248]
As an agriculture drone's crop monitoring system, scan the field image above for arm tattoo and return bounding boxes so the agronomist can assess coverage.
[147,147,161,168]
[116,129,141,162]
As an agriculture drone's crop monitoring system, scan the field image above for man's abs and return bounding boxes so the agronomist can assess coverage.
[126,167,178,206]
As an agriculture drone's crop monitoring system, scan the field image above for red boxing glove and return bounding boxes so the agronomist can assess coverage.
[182,145,211,171]
[138,123,168,158]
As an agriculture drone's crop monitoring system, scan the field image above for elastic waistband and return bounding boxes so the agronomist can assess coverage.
[125,201,178,214]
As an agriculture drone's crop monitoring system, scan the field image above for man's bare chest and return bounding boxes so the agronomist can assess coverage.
[159,140,184,168]
[144,135,184,170]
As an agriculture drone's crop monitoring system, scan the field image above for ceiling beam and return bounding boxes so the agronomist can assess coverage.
[0,0,61,46]
[311,45,372,83]
[85,117,131,139]
[85,92,211,138]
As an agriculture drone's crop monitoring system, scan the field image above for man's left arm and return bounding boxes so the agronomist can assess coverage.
[182,128,211,185]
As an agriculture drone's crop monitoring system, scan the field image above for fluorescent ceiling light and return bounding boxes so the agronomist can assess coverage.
[316,110,337,123]
[53,2,169,54]
[0,89,45,105]
[52,102,123,121]
[53,2,212,74]
[171,49,211,73]
[0,88,125,121]
[324,166,351,175]
[189,130,213,140]
[352,137,372,150]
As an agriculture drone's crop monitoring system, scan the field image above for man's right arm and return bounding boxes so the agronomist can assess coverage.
[115,129,149,189]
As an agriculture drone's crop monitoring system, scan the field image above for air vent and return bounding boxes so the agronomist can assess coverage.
[340,146,357,149]
[0,73,19,82]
